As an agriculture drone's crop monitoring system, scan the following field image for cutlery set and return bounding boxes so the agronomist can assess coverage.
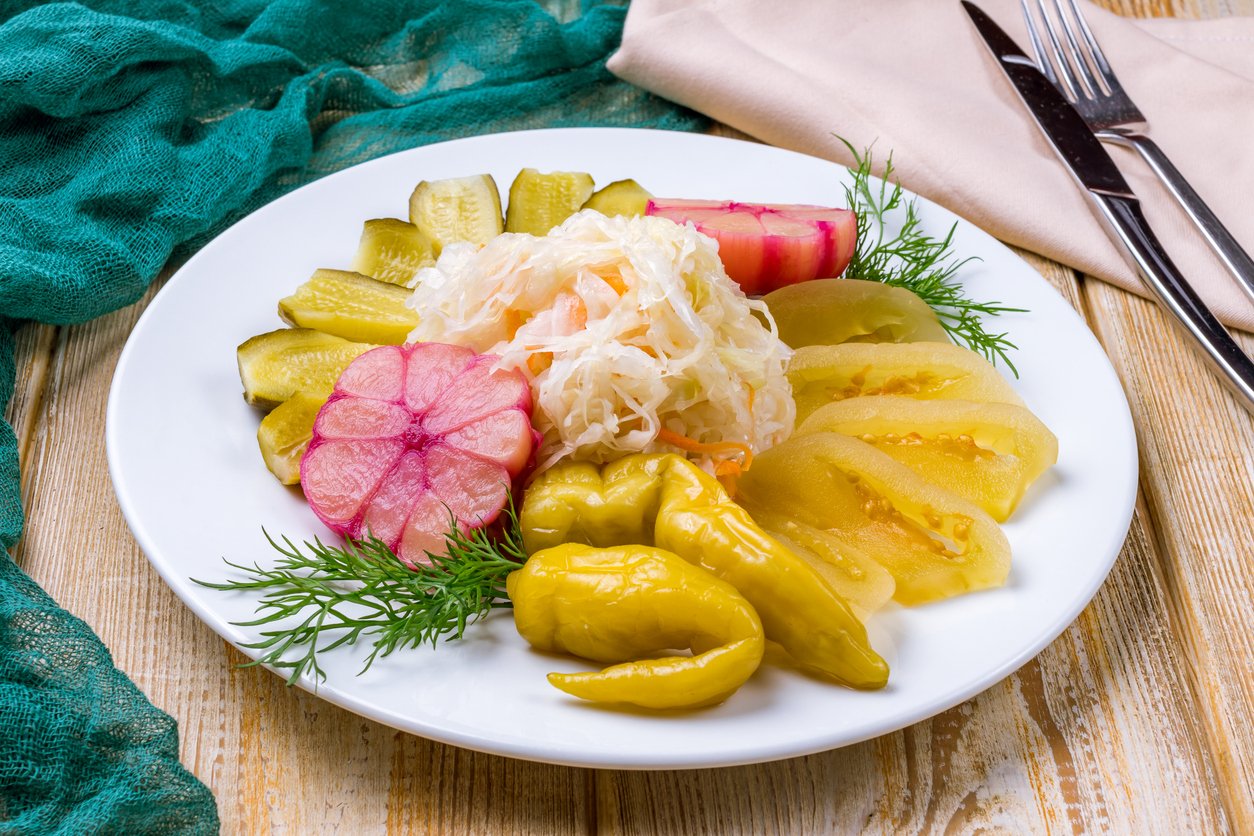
[963,0,1254,410]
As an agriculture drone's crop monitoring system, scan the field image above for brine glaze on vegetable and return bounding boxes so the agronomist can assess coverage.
[646,199,857,295]
[301,343,538,565]
[236,328,375,411]
[522,454,889,689]
[797,396,1058,521]
[509,543,765,709]
[764,278,948,348]
[278,269,419,345]
[738,433,1011,605]
[505,169,595,235]
[787,342,1024,423]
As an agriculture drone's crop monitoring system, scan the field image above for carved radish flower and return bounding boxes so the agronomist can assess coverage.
[300,343,538,566]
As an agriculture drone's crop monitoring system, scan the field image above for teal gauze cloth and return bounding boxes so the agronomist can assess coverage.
[0,1,705,831]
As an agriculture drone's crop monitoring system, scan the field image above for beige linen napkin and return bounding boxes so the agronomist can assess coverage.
[608,0,1254,332]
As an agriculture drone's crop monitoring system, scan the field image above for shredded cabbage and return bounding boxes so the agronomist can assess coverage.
[406,210,794,472]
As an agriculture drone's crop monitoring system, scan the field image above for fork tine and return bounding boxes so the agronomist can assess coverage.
[1019,0,1059,86]
[1051,0,1102,98]
[1065,0,1116,87]
[1032,0,1082,101]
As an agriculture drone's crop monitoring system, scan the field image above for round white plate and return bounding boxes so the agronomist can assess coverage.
[107,128,1136,769]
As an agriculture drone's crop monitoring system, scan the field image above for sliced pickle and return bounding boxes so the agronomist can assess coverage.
[349,218,434,287]
[737,431,1011,606]
[278,269,418,345]
[505,168,596,235]
[763,278,948,348]
[237,328,374,411]
[797,396,1058,522]
[788,342,1024,423]
[257,391,325,484]
[408,174,503,254]
[581,178,653,218]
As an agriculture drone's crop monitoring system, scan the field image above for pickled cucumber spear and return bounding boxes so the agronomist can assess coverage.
[505,169,595,235]
[278,269,418,345]
[582,179,652,218]
[349,219,434,287]
[408,174,503,255]
[257,392,324,484]
[237,328,374,410]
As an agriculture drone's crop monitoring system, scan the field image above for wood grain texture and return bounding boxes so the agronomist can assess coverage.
[1080,281,1253,832]
[5,322,56,508]
[5,0,1252,833]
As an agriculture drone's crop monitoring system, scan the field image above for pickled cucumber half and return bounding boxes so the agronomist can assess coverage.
[278,269,418,345]
[581,179,652,218]
[237,328,375,411]
[408,174,503,254]
[505,168,595,235]
[257,391,325,484]
[349,218,434,287]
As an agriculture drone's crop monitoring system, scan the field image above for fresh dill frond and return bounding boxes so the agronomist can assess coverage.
[193,498,527,687]
[839,138,1024,374]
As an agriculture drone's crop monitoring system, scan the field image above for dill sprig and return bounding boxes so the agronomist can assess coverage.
[193,499,527,687]
[840,139,1024,374]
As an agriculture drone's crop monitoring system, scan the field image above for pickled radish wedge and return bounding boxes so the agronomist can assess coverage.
[645,200,857,295]
[300,343,538,566]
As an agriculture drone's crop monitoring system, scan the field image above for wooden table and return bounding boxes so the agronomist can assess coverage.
[6,0,1252,832]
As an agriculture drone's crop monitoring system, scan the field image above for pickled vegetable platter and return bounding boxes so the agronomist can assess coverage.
[106,128,1136,768]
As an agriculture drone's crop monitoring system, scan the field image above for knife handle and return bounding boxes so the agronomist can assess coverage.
[1093,193,1254,412]
[1100,130,1254,308]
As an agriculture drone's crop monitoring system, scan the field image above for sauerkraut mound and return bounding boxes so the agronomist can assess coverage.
[406,210,794,473]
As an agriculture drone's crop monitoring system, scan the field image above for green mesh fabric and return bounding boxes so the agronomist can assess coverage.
[0,1,704,831]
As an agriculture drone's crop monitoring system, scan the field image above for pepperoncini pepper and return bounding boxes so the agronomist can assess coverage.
[521,454,889,690]
[508,543,765,709]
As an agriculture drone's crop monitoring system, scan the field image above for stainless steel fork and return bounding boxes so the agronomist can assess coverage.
[1022,0,1254,307]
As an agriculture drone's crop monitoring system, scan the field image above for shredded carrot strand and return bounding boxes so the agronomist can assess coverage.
[655,428,754,471]
[590,264,629,296]
[713,460,745,498]
[526,352,553,376]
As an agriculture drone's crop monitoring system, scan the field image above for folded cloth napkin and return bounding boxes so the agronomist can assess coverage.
[608,0,1254,332]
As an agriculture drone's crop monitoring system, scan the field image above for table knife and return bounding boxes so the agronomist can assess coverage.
[961,0,1254,412]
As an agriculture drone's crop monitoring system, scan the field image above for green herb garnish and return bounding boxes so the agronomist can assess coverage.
[840,140,1024,374]
[194,500,527,686]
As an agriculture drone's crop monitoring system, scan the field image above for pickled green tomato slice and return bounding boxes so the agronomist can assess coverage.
[763,278,948,348]
[737,431,1011,606]
[300,343,537,566]
[787,342,1024,423]
[797,396,1058,522]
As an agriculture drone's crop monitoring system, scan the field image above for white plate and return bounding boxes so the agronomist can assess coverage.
[107,128,1136,769]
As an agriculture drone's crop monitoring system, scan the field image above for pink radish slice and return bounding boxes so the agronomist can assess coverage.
[300,343,538,566]
[645,200,857,296]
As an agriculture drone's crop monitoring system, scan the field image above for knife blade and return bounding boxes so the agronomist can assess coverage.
[961,0,1254,411]
[962,2,1133,199]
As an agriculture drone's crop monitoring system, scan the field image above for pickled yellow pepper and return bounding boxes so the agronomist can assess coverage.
[521,454,889,690]
[508,543,765,709]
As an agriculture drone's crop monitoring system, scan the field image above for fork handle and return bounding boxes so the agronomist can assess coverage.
[1092,193,1254,411]
[1100,130,1254,308]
